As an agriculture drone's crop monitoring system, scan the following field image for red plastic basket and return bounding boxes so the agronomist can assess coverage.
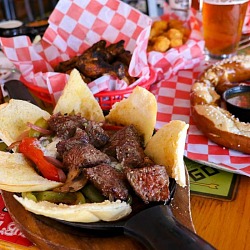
[23,69,156,110]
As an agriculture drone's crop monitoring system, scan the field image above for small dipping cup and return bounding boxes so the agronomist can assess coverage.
[0,20,23,37]
[223,85,250,123]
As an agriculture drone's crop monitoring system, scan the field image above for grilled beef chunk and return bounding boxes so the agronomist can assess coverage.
[103,125,146,167]
[48,113,87,139]
[59,145,111,192]
[116,139,146,168]
[126,165,170,203]
[83,164,129,200]
[56,128,89,158]
[84,120,109,148]
[49,113,109,148]
[63,144,111,169]
[103,125,141,156]
[47,114,170,204]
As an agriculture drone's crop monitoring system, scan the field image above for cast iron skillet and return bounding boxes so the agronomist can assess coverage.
[4,80,216,250]
[53,180,215,250]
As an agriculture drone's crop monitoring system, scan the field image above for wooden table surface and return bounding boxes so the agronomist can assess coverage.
[191,174,250,250]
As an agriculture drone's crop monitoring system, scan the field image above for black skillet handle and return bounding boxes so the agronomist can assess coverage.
[4,80,38,106]
[124,205,216,250]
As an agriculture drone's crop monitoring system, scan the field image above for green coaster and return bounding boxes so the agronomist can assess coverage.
[185,158,239,201]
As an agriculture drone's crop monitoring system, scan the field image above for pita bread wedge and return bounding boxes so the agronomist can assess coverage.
[144,120,189,187]
[105,86,157,145]
[0,152,62,192]
[14,196,131,223]
[53,69,105,122]
[0,99,50,146]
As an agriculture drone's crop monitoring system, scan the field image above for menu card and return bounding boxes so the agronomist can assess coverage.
[185,158,239,201]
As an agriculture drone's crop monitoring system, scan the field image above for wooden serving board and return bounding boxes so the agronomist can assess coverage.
[2,171,194,250]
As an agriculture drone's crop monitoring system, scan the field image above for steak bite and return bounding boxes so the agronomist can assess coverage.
[49,113,109,148]
[56,128,90,158]
[48,113,87,139]
[84,120,110,148]
[126,165,170,203]
[103,125,146,167]
[63,144,111,169]
[58,145,111,192]
[83,164,129,201]
[116,139,147,168]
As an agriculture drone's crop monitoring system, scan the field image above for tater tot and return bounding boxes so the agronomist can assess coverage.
[168,19,183,29]
[176,27,190,37]
[149,28,162,39]
[166,28,183,40]
[149,20,168,39]
[170,38,183,48]
[152,20,168,31]
[152,36,170,52]
[148,18,190,53]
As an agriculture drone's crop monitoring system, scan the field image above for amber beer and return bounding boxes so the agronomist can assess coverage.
[202,0,249,59]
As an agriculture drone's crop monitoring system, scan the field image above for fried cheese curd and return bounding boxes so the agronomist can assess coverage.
[147,19,190,53]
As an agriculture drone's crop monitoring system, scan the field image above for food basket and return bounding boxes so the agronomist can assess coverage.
[0,0,155,110]
[147,5,205,81]
[23,68,156,110]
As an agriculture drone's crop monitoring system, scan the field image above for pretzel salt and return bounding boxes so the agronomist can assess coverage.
[190,55,250,154]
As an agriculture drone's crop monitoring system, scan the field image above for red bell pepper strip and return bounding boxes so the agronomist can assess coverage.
[18,137,66,182]
[102,124,123,131]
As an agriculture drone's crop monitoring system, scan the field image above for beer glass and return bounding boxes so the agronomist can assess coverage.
[202,0,249,60]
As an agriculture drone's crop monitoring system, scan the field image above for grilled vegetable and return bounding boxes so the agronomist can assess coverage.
[18,137,66,182]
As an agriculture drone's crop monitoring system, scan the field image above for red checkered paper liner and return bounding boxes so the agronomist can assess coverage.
[150,60,250,177]
[0,191,32,247]
[0,0,153,104]
[147,5,205,82]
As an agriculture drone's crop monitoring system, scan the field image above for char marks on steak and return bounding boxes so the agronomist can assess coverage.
[103,125,148,168]
[56,128,90,158]
[84,120,110,148]
[63,144,111,169]
[126,165,170,203]
[49,113,109,148]
[56,144,111,192]
[48,113,87,139]
[83,164,129,200]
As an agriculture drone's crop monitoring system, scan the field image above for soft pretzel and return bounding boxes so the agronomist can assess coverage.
[190,55,250,154]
